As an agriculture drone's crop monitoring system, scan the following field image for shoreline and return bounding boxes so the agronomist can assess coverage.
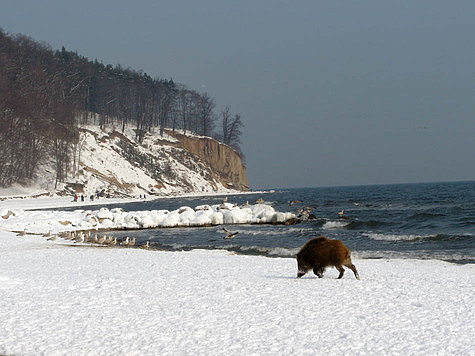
[0,189,267,211]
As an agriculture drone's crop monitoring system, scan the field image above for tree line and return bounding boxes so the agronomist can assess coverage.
[0,29,244,187]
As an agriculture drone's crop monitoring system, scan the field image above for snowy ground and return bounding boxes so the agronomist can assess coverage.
[1,198,474,355]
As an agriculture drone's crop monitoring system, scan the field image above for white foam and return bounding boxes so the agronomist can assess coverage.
[363,233,426,241]
[322,220,350,229]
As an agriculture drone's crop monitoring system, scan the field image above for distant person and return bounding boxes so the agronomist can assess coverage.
[74,194,78,202]
[90,195,94,201]
[81,194,84,202]
[144,194,146,199]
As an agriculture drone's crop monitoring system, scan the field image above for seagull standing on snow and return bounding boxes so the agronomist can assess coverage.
[222,227,239,239]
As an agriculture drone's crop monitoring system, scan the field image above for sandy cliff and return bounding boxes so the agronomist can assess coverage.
[172,133,248,191]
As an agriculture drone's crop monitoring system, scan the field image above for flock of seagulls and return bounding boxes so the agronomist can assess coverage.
[41,230,148,249]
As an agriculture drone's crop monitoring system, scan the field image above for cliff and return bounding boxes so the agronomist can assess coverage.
[172,133,248,191]
[36,125,249,198]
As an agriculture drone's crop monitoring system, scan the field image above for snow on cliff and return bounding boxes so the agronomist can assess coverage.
[10,124,246,199]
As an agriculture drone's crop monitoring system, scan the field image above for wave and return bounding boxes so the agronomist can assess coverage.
[353,250,474,264]
[236,227,314,236]
[158,242,298,258]
[320,219,389,230]
[322,221,351,229]
[409,212,444,220]
[362,233,427,241]
[362,232,473,242]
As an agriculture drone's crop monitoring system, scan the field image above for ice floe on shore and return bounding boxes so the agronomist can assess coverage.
[1,202,297,235]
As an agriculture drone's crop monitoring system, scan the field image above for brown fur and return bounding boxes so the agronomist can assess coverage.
[296,236,359,279]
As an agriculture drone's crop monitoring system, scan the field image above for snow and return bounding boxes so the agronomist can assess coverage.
[0,123,248,200]
[1,198,474,355]
[1,200,295,234]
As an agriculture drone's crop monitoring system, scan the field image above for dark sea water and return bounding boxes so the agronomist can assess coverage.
[90,181,474,263]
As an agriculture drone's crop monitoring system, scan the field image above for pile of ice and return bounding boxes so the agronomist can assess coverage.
[81,202,296,230]
[1,202,297,234]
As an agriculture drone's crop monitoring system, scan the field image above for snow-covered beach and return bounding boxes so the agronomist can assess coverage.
[1,196,474,355]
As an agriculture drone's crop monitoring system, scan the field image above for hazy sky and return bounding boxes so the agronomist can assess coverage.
[1,1,474,189]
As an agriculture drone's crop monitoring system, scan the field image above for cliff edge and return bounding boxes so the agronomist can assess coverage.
[172,133,248,192]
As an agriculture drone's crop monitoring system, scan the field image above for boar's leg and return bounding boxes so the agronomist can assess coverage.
[345,262,360,280]
[336,265,345,279]
[313,266,325,278]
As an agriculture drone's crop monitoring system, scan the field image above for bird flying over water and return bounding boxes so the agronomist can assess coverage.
[289,200,303,206]
[222,227,239,239]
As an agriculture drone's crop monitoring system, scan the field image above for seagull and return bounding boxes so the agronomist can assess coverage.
[140,241,150,249]
[289,200,303,206]
[338,210,344,216]
[104,237,117,246]
[125,237,136,247]
[222,197,228,203]
[74,232,85,243]
[47,235,57,241]
[219,203,229,210]
[59,231,70,239]
[256,198,264,204]
[90,233,98,244]
[223,227,239,239]
[18,229,27,237]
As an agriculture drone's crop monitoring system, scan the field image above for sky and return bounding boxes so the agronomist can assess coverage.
[1,1,474,189]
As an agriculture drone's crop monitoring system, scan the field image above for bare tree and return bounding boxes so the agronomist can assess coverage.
[196,93,215,137]
[220,106,244,152]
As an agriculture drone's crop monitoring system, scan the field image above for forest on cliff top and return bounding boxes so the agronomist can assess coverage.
[0,29,244,188]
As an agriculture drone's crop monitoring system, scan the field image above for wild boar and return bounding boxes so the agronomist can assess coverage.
[296,236,359,279]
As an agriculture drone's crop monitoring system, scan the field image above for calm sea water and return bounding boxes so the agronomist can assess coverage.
[84,181,475,263]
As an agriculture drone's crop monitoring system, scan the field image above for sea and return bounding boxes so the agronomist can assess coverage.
[80,181,475,263]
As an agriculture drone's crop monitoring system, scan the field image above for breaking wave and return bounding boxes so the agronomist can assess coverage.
[363,233,428,241]
[362,233,473,242]
[322,221,351,229]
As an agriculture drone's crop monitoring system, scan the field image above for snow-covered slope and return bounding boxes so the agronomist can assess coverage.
[44,124,246,199]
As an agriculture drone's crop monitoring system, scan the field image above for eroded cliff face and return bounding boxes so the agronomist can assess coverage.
[172,133,249,191]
